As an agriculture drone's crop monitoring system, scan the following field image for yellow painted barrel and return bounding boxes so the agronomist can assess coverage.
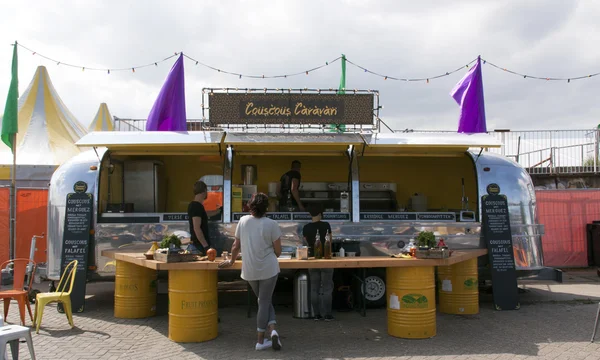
[169,270,218,343]
[386,266,436,339]
[437,258,479,315]
[114,260,157,318]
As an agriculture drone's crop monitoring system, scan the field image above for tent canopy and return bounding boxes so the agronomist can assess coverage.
[88,103,114,131]
[0,66,87,166]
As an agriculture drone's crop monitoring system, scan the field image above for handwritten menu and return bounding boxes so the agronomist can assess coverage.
[481,188,519,311]
[58,192,93,313]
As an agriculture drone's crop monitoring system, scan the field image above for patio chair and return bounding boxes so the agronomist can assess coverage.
[33,260,77,334]
[0,259,37,326]
[0,324,36,360]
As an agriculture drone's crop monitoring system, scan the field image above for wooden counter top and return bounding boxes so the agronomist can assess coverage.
[101,249,487,271]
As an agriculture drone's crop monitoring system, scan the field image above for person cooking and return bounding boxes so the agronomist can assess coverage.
[277,160,305,212]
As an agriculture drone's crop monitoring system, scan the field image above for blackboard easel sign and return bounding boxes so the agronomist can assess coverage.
[58,183,92,314]
[481,183,520,311]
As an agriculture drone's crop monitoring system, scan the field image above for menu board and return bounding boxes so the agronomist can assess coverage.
[481,184,519,311]
[233,212,351,222]
[58,191,93,313]
[359,212,456,222]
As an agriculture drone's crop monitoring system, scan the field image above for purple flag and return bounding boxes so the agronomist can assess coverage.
[450,56,486,133]
[146,53,187,131]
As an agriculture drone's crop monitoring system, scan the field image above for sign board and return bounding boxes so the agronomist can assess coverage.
[359,212,456,222]
[481,184,519,310]
[208,93,374,125]
[163,213,189,222]
[58,192,93,313]
[293,212,351,221]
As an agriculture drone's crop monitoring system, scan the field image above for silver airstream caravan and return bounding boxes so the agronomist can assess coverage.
[47,130,544,306]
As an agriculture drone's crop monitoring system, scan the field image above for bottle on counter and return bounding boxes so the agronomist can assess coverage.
[324,230,332,259]
[314,230,323,259]
[408,239,417,257]
[339,244,345,258]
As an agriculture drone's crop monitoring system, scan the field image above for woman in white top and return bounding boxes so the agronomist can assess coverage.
[219,193,283,351]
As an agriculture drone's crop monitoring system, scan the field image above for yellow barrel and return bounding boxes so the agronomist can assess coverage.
[168,269,218,343]
[386,266,436,339]
[437,258,479,315]
[114,260,157,318]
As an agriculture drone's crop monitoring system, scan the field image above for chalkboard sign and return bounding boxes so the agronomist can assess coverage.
[481,184,519,311]
[58,192,93,313]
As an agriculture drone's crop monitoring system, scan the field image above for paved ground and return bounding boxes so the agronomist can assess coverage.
[3,268,600,360]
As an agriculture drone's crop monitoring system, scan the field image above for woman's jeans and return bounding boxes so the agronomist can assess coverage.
[248,274,278,332]
[309,268,334,317]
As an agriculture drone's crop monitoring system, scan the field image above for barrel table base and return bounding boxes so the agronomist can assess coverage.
[437,258,479,315]
[114,260,157,319]
[169,269,218,343]
[386,266,436,339]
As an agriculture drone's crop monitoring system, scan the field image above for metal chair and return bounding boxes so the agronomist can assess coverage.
[592,301,600,343]
[0,259,37,326]
[33,260,77,334]
[0,324,36,360]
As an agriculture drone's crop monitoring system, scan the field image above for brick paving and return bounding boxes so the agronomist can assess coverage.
[2,275,599,360]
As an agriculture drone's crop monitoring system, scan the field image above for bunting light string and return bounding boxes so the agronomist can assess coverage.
[16,43,178,73]
[14,42,600,83]
[344,58,479,82]
[481,58,600,82]
[182,53,342,79]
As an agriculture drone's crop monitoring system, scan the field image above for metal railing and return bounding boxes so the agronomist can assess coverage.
[394,129,600,175]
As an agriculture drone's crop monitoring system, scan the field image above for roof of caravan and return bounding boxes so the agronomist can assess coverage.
[76,130,501,155]
[88,103,114,131]
[0,66,87,165]
[362,132,501,148]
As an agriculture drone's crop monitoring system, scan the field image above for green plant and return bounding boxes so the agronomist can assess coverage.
[160,234,182,249]
[416,231,436,248]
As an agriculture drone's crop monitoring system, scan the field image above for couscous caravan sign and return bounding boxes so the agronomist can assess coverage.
[208,92,374,125]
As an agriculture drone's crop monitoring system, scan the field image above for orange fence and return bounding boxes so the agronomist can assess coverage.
[0,188,48,265]
[536,190,600,268]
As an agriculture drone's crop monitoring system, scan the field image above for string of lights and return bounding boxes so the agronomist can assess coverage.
[14,42,600,83]
[182,53,342,79]
[16,43,178,73]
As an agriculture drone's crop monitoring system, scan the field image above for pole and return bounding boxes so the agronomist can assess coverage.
[9,133,16,259]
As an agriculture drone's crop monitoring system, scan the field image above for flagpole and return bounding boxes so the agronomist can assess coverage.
[9,133,16,259]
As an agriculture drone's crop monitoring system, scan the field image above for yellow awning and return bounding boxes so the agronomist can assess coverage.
[360,133,502,156]
[224,133,363,156]
[76,131,225,155]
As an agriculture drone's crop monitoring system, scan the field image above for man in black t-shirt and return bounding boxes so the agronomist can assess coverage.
[302,204,334,321]
[188,180,212,254]
[277,160,305,212]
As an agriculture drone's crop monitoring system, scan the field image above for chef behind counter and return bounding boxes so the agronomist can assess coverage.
[277,160,305,212]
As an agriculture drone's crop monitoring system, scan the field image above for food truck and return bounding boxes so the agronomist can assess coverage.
[46,90,544,307]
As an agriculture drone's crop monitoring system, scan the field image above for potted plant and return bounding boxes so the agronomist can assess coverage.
[416,231,436,250]
[160,234,182,250]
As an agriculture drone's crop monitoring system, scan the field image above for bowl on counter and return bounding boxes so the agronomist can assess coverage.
[346,252,357,257]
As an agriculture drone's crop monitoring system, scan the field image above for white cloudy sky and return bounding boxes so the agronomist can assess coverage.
[1,0,599,131]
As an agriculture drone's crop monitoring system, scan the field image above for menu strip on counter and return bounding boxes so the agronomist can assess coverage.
[163,213,189,222]
[232,212,351,222]
[58,192,93,313]
[359,212,456,222]
[481,188,519,311]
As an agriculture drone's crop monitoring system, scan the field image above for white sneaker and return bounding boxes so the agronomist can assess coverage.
[270,330,282,351]
[255,339,272,350]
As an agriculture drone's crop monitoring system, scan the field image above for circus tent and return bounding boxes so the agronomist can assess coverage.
[88,103,114,131]
[0,65,87,185]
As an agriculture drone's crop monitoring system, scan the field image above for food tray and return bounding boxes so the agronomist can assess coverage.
[415,249,450,259]
[153,252,199,263]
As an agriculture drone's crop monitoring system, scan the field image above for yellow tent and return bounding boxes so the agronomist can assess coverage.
[88,103,114,131]
[0,66,87,183]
